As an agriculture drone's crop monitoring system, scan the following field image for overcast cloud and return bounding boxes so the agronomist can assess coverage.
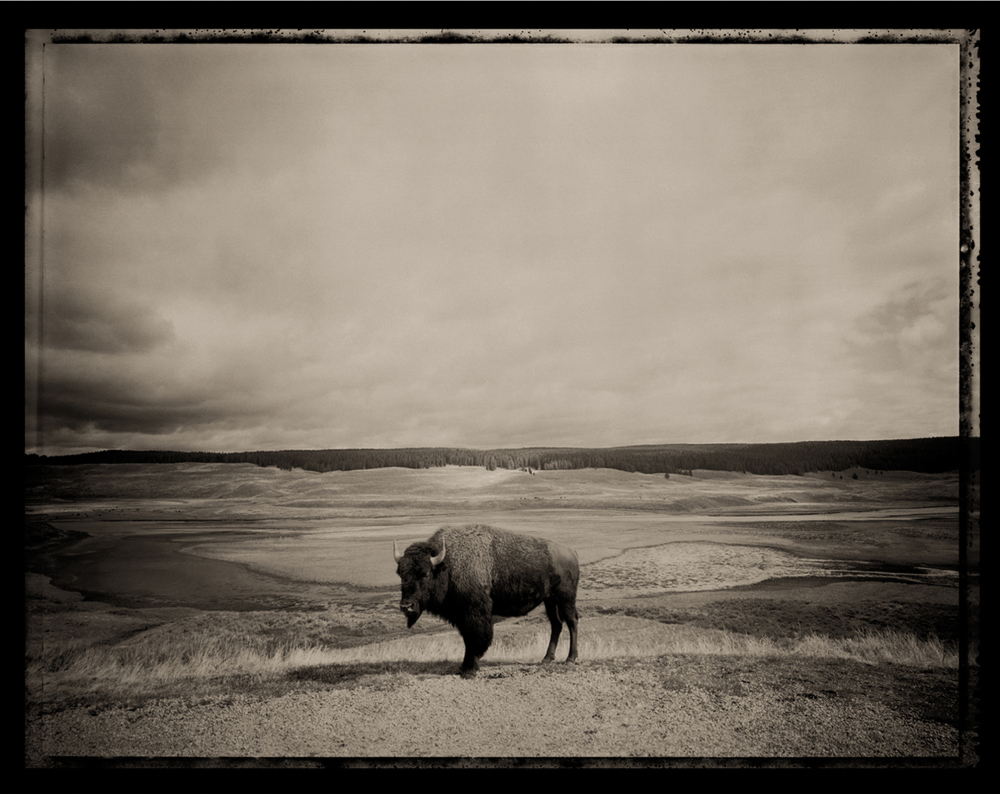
[26,35,965,456]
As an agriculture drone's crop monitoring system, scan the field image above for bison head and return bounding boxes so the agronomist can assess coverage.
[394,539,447,627]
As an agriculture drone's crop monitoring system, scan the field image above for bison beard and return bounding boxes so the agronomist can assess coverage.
[394,525,580,679]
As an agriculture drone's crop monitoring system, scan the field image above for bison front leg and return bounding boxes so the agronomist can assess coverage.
[457,611,493,679]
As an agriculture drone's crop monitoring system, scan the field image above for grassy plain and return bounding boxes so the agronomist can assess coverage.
[25,463,976,712]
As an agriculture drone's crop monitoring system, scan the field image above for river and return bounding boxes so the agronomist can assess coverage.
[29,505,959,610]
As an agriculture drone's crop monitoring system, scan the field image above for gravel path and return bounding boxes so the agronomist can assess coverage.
[26,655,966,765]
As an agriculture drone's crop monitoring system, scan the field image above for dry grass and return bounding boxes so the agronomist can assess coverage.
[27,612,964,706]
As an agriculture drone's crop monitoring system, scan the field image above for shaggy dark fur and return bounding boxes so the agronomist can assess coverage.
[394,524,580,678]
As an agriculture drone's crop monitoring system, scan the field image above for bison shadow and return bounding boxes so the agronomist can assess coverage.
[286,658,574,687]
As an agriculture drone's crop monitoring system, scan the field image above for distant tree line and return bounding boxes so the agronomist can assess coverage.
[24,437,976,476]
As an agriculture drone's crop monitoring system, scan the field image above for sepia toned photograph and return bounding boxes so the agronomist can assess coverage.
[25,28,979,767]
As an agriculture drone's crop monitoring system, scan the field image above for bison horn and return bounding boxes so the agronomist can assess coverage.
[393,539,403,563]
[430,540,446,567]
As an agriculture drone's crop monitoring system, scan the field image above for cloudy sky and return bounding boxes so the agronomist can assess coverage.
[26,34,965,456]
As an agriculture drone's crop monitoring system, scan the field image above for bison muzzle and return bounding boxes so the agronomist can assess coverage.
[394,524,580,678]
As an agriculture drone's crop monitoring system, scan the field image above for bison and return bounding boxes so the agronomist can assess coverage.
[393,524,580,678]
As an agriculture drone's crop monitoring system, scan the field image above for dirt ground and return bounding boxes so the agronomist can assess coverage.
[25,649,972,764]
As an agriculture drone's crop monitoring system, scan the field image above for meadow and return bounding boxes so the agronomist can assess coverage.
[25,462,974,713]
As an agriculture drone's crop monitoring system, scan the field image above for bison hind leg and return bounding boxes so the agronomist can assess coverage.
[541,598,563,663]
[562,601,579,663]
[542,597,579,664]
